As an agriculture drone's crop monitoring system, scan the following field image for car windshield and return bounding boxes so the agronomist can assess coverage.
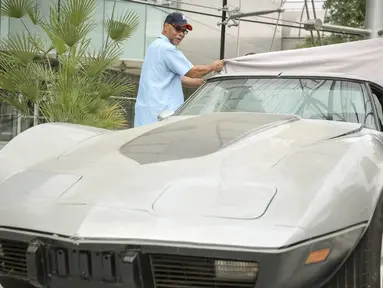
[176,77,378,130]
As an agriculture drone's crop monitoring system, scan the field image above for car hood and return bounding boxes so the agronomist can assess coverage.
[0,113,364,248]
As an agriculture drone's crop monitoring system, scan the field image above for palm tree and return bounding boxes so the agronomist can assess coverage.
[0,0,140,129]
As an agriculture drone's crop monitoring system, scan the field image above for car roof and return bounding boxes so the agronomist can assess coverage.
[209,71,371,83]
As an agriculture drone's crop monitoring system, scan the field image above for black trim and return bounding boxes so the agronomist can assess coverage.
[26,239,46,288]
[204,74,377,86]
[364,82,383,131]
[0,223,366,288]
[327,124,364,139]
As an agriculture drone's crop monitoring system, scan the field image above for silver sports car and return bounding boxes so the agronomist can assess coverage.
[1,39,383,288]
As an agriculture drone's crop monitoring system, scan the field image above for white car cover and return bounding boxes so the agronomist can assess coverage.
[223,38,383,87]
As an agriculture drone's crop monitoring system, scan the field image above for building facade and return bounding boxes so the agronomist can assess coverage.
[0,0,323,145]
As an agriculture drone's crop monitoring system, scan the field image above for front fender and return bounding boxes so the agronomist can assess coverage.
[0,123,110,183]
[270,132,383,244]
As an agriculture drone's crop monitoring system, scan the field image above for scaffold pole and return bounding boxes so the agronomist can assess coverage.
[365,0,383,39]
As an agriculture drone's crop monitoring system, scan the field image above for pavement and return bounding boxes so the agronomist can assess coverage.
[0,141,6,150]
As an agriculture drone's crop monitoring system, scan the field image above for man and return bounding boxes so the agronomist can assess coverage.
[134,12,225,127]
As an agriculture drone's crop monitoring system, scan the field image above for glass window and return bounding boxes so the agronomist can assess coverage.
[0,102,17,142]
[145,6,167,53]
[1,14,9,38]
[177,77,377,130]
[8,0,55,45]
[104,0,146,60]
[86,0,107,54]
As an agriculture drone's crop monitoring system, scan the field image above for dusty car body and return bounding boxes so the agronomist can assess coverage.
[1,38,383,288]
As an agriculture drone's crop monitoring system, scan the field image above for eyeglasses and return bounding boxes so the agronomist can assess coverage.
[171,24,189,34]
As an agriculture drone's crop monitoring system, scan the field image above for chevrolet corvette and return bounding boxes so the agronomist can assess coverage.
[1,38,383,288]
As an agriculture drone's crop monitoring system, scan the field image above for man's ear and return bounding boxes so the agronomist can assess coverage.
[163,23,169,33]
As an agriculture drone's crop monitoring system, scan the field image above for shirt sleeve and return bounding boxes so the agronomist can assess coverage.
[164,47,193,76]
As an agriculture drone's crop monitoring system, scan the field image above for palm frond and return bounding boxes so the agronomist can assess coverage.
[26,3,43,25]
[0,31,41,63]
[0,0,33,19]
[60,0,97,27]
[58,38,92,84]
[42,0,97,48]
[0,0,139,130]
[81,43,121,77]
[0,63,38,101]
[104,10,140,43]
[95,102,128,129]
[40,15,68,56]
[40,73,128,129]
[0,90,30,115]
[97,73,136,99]
[27,61,56,83]
[0,60,18,92]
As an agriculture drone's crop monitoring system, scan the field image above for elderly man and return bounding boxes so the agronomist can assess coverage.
[134,12,224,127]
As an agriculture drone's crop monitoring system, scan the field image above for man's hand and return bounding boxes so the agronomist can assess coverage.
[210,60,224,72]
[182,76,206,88]
[194,78,206,86]
[185,60,225,78]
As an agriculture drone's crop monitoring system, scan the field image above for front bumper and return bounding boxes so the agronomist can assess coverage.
[0,224,365,288]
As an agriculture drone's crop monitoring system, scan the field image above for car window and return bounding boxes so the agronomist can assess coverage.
[177,77,377,130]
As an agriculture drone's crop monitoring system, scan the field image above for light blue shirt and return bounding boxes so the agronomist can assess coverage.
[134,34,193,127]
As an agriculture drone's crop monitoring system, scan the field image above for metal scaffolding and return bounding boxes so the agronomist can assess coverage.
[300,0,383,39]
[215,0,383,55]
[216,0,287,58]
[365,0,383,38]
[131,0,383,57]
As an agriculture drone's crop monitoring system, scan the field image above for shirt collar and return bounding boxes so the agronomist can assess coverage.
[158,34,173,45]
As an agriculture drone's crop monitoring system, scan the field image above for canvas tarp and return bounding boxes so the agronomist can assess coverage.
[223,38,383,87]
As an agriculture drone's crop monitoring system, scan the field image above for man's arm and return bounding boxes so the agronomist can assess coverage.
[164,47,224,79]
[185,60,224,78]
[181,76,205,88]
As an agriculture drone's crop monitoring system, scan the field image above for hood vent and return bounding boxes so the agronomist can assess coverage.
[120,113,297,165]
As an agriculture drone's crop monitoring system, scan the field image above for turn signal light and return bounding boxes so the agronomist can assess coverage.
[305,248,330,265]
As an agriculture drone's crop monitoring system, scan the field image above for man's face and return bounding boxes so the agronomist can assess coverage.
[165,23,189,45]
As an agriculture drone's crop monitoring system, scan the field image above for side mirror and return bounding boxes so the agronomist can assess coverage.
[158,110,175,121]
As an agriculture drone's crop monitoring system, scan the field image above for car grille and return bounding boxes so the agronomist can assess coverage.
[0,239,28,277]
[150,254,258,288]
